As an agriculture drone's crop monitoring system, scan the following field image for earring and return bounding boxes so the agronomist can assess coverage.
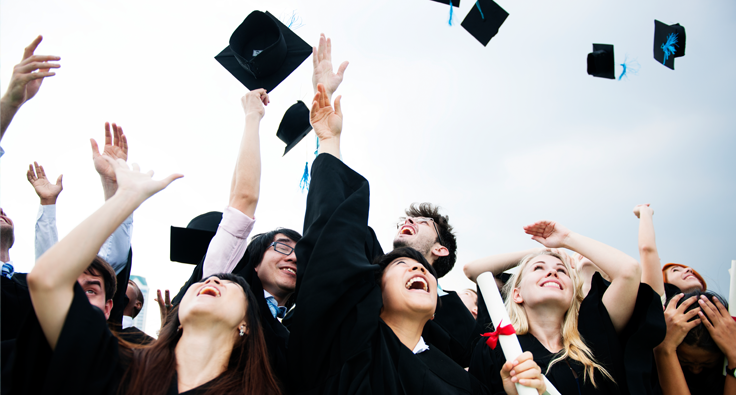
[177,325,183,332]
[239,325,246,337]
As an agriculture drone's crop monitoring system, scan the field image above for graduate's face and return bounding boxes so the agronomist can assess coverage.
[255,234,297,298]
[380,257,437,319]
[393,217,440,260]
[77,271,113,319]
[512,255,574,310]
[676,342,723,374]
[458,290,478,320]
[179,276,248,330]
[666,266,703,293]
[0,208,15,249]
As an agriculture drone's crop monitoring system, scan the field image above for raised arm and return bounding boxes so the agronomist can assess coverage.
[312,34,348,102]
[634,204,665,296]
[311,84,342,159]
[0,36,60,140]
[463,248,544,283]
[26,158,181,349]
[229,89,268,217]
[28,161,63,260]
[524,220,641,334]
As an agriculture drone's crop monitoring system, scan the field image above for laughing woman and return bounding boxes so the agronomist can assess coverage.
[284,85,537,394]
[7,158,281,395]
[464,221,665,395]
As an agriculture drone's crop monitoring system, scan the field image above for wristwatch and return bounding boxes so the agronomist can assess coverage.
[727,365,736,378]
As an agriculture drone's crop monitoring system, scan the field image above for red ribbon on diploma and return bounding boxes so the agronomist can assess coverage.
[481,320,516,350]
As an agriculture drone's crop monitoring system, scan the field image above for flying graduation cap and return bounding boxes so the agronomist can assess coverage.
[215,11,312,92]
[461,0,509,46]
[587,44,615,79]
[170,212,222,264]
[277,101,313,156]
[653,20,686,70]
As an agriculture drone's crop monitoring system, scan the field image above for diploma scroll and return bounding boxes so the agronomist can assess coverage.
[729,260,736,316]
[477,272,560,395]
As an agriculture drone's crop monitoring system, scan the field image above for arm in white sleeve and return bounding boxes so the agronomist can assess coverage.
[35,204,58,260]
[202,206,255,278]
[98,214,133,274]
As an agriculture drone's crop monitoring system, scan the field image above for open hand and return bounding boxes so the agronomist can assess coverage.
[104,157,182,204]
[500,351,546,395]
[633,203,653,219]
[2,36,60,109]
[310,83,342,141]
[27,161,63,205]
[312,34,348,99]
[241,89,269,119]
[523,221,571,248]
[697,295,736,360]
[154,289,173,329]
[656,294,702,352]
[91,122,128,181]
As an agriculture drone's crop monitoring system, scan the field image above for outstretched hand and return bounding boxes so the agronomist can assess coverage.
[697,295,736,360]
[91,122,128,181]
[154,289,173,329]
[2,35,60,109]
[27,161,63,205]
[312,34,348,99]
[310,83,342,141]
[633,203,653,219]
[523,220,571,248]
[104,157,182,204]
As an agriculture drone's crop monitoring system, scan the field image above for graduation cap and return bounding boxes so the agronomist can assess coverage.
[654,20,686,70]
[215,11,312,92]
[170,212,222,264]
[587,44,615,79]
[277,100,313,156]
[431,0,461,25]
[461,0,509,46]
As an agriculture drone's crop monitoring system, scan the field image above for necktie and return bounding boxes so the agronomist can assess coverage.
[2,262,14,280]
[266,296,287,319]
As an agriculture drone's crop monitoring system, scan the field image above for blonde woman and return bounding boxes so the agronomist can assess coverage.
[465,220,663,395]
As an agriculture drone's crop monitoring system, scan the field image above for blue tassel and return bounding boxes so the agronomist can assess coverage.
[448,1,454,26]
[661,33,678,64]
[476,1,485,19]
[282,11,304,29]
[618,56,640,80]
[314,135,320,156]
[300,162,310,192]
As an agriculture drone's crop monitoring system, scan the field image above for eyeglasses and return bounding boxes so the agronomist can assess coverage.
[270,241,294,256]
[396,217,444,245]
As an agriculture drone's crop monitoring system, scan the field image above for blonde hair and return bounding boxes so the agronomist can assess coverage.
[503,251,614,387]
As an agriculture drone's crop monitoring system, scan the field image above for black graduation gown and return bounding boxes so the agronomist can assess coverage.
[423,290,486,368]
[1,273,32,342]
[286,154,488,395]
[470,273,665,395]
[171,245,291,390]
[117,326,154,345]
[5,282,221,395]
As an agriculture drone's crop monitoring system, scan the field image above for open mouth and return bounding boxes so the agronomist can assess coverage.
[400,226,415,236]
[280,267,296,276]
[197,286,221,297]
[540,281,562,290]
[405,276,429,292]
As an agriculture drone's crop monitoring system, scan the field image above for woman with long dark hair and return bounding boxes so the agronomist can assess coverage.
[8,158,281,395]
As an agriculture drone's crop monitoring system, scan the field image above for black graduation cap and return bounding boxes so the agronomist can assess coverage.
[215,11,312,92]
[170,212,222,264]
[277,100,313,156]
[587,44,615,79]
[461,0,509,46]
[654,20,686,70]
[431,0,461,6]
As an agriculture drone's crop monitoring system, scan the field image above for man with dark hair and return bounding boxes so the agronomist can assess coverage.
[394,202,457,278]
[118,280,154,345]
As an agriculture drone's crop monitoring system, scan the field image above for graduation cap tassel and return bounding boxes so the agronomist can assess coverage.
[661,33,678,64]
[475,1,485,19]
[300,162,310,192]
[618,56,641,80]
[448,1,454,26]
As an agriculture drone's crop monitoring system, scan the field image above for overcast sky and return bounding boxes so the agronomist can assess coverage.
[2,0,734,335]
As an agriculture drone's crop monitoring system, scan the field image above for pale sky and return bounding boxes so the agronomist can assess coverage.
[2,0,734,335]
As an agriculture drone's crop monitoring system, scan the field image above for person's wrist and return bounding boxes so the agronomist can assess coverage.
[245,112,263,122]
[0,95,21,112]
[654,341,676,356]
[40,197,57,205]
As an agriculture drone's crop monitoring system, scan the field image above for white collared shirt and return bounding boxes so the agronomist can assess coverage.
[412,336,430,354]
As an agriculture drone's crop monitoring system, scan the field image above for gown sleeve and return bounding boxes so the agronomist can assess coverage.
[468,336,508,395]
[287,154,383,394]
[8,282,123,395]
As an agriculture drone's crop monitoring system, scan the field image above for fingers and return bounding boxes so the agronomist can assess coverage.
[337,61,349,78]
[325,37,332,61]
[161,173,184,187]
[312,46,318,68]
[156,289,165,307]
[16,60,61,74]
[665,293,684,311]
[165,290,171,305]
[318,33,326,62]
[36,162,46,179]
[112,123,121,148]
[26,165,35,183]
[676,295,699,314]
[23,35,43,60]
[698,296,721,320]
[334,95,342,118]
[56,174,63,188]
[104,122,112,146]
